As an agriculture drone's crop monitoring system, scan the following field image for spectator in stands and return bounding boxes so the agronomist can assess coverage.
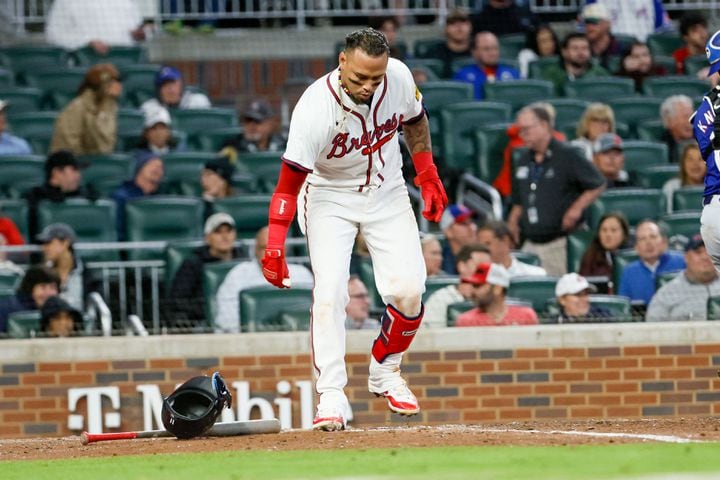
[110,152,164,241]
[45,0,148,53]
[554,273,611,323]
[421,234,445,278]
[618,220,686,306]
[580,3,623,70]
[673,12,709,74]
[0,265,60,334]
[0,100,31,156]
[453,31,520,100]
[0,210,24,274]
[423,9,473,79]
[663,144,705,212]
[579,211,631,293]
[201,156,236,219]
[571,103,616,161]
[661,95,695,164]
[135,106,183,156]
[476,220,547,277]
[424,245,491,329]
[471,0,537,37]
[508,105,606,277]
[40,295,82,337]
[214,226,313,333]
[370,16,407,60]
[592,133,632,188]
[51,63,122,156]
[345,275,377,330]
[140,66,211,114]
[440,204,478,275]
[584,0,672,42]
[220,99,286,161]
[646,234,720,321]
[456,262,538,327]
[24,150,95,240]
[616,41,667,92]
[542,32,609,96]
[517,24,560,78]
[167,213,243,330]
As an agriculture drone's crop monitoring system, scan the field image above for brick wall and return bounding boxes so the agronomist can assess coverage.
[2,334,720,438]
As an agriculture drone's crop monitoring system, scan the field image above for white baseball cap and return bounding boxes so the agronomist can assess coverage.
[204,213,236,235]
[582,3,610,22]
[555,273,597,297]
[144,106,171,128]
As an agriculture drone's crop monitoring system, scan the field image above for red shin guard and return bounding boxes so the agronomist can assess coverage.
[371,304,424,364]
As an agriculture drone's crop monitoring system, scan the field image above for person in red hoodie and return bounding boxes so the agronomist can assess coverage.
[492,102,566,198]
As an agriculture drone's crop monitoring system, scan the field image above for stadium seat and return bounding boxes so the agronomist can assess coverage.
[125,196,204,260]
[658,212,701,241]
[121,64,161,107]
[413,38,445,59]
[566,229,594,273]
[193,126,243,152]
[612,249,640,292]
[236,151,283,193]
[622,140,669,173]
[7,310,42,338]
[636,119,665,142]
[0,199,29,238]
[684,55,708,77]
[0,156,45,198]
[473,122,510,184]
[0,68,13,88]
[498,33,526,59]
[0,87,43,114]
[653,55,677,75]
[707,296,720,320]
[211,195,271,239]
[0,270,20,290]
[440,102,512,173]
[421,81,474,154]
[546,294,633,323]
[7,111,57,154]
[161,152,215,196]
[507,276,560,314]
[279,308,311,331]
[608,97,663,139]
[202,259,242,326]
[528,56,560,79]
[484,80,554,112]
[117,108,145,135]
[646,32,683,57]
[672,186,704,212]
[643,76,708,100]
[357,258,382,310]
[510,250,541,266]
[0,45,69,84]
[81,153,132,196]
[423,275,459,303]
[171,108,238,149]
[588,189,665,229]
[545,98,589,128]
[634,165,678,189]
[239,286,313,332]
[24,67,86,110]
[446,300,474,327]
[563,77,635,102]
[404,58,444,79]
[656,270,680,290]
[164,239,206,296]
[72,46,146,68]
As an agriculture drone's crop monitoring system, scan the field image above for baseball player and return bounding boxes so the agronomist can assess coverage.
[692,30,720,272]
[261,28,447,431]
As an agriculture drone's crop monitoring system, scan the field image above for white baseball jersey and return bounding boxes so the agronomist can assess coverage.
[282,58,424,190]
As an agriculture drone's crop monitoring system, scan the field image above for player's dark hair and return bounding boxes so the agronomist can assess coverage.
[345,28,390,57]
[561,32,588,50]
[456,244,489,264]
[679,11,707,37]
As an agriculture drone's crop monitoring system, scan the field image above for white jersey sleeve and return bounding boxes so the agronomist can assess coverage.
[389,58,424,124]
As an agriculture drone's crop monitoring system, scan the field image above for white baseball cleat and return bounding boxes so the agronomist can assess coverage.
[312,405,346,432]
[370,379,420,416]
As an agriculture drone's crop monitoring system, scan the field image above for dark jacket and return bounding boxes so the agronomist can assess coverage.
[110,181,153,241]
[0,293,36,334]
[24,183,98,240]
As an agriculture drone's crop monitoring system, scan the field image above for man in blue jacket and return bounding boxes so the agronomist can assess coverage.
[453,31,520,100]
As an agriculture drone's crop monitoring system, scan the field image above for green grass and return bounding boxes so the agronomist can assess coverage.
[5,443,720,480]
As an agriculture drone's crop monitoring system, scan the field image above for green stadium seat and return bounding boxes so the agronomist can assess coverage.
[588,188,665,229]
[0,199,29,239]
[564,77,635,102]
[608,97,663,138]
[658,212,701,241]
[707,296,720,320]
[0,68,13,88]
[161,152,214,196]
[125,196,204,260]
[0,87,43,114]
[7,111,57,154]
[164,240,205,295]
[413,38,445,59]
[672,186,704,212]
[622,140,669,173]
[566,229,594,273]
[172,108,238,149]
[117,108,145,134]
[202,259,242,326]
[612,248,639,292]
[484,80,554,112]
[193,126,243,153]
[684,55,708,77]
[510,250,541,266]
[239,286,313,332]
[546,98,590,128]
[653,55,677,75]
[447,300,474,327]
[0,270,20,290]
[449,57,476,77]
[421,81,474,152]
[498,33,526,59]
[636,119,665,142]
[473,123,510,184]
[440,102,512,173]
[643,76,708,100]
[528,56,560,79]
[646,32,683,57]
[0,156,45,198]
[236,151,283,193]
[72,46,146,68]
[7,310,42,338]
[121,64,161,107]
[211,195,271,239]
[404,58,444,79]
[546,294,633,323]
[423,275,459,303]
[656,270,681,290]
[24,67,86,110]
[358,258,382,310]
[279,308,311,331]
[634,165,678,189]
[507,276,559,313]
[0,46,69,84]
[81,153,132,196]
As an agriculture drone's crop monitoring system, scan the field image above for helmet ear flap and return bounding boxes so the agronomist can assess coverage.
[161,372,232,439]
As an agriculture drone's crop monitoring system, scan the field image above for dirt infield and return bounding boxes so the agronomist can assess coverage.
[1,417,719,462]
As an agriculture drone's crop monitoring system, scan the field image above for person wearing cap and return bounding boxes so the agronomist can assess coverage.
[476,220,547,278]
[110,152,164,241]
[554,273,611,323]
[672,12,708,75]
[219,99,286,161]
[582,0,671,43]
[201,157,235,203]
[455,262,538,327]
[646,234,720,321]
[592,133,632,189]
[424,244,491,329]
[618,220,685,307]
[579,3,622,71]
[50,63,122,156]
[453,31,520,100]
[37,223,95,311]
[214,226,313,333]
[0,100,31,156]
[140,66,211,115]
[541,32,609,96]
[0,265,60,334]
[420,9,472,79]
[40,296,82,337]
[136,106,183,156]
[440,204,478,275]
[167,213,243,329]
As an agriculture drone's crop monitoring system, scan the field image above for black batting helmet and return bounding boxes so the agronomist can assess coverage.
[161,372,232,439]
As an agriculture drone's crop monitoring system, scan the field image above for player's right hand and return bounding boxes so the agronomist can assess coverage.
[261,248,291,289]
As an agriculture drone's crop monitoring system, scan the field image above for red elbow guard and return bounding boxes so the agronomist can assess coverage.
[371,304,424,363]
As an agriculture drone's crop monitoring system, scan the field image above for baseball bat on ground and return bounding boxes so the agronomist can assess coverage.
[80,418,281,445]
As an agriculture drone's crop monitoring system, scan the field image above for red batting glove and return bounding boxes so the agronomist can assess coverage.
[262,248,291,288]
[412,152,448,223]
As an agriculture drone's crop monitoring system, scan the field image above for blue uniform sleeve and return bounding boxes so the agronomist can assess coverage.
[693,97,714,156]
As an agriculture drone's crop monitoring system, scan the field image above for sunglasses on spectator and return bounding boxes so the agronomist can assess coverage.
[584,18,603,25]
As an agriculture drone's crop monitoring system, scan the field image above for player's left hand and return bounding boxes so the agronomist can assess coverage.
[261,248,291,288]
[414,165,448,223]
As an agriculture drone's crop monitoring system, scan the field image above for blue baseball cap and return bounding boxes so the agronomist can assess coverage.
[155,66,182,87]
[706,30,720,76]
[439,204,474,230]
